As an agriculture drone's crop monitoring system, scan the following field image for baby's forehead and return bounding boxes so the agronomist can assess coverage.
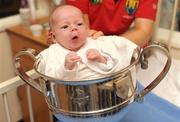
[56,13,84,23]
[55,6,82,16]
[54,9,82,19]
[50,6,84,26]
[55,14,84,23]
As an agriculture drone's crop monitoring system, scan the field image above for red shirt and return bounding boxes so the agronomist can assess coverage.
[66,0,158,35]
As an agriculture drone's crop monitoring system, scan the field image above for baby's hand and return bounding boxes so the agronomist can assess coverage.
[86,49,107,64]
[65,52,81,70]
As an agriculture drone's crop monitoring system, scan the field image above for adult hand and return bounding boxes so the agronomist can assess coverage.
[88,29,104,39]
[65,52,81,70]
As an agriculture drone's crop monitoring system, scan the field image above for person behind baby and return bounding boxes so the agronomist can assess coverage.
[38,5,137,80]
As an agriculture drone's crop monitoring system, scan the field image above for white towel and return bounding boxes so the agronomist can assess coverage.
[37,36,138,80]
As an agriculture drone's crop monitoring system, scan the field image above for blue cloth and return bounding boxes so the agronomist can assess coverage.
[121,90,180,122]
[55,84,180,122]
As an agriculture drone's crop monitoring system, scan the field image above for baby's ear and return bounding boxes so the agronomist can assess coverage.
[51,32,55,38]
[51,32,57,43]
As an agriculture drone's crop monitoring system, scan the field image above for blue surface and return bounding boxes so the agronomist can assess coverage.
[121,91,180,122]
[55,84,180,122]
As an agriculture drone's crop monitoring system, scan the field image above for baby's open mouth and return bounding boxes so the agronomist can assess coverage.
[72,36,78,40]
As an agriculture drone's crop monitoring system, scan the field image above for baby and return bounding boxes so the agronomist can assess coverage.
[37,5,137,81]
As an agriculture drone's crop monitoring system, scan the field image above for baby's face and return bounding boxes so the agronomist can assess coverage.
[51,7,88,51]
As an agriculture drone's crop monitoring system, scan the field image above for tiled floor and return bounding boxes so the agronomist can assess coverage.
[136,48,180,107]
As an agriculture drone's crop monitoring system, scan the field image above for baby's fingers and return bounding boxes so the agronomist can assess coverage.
[70,56,81,62]
[86,49,100,60]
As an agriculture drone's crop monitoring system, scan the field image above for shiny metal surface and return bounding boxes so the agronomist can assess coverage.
[40,69,136,117]
[14,43,171,120]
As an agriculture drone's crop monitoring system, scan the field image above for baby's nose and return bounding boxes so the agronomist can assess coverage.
[71,25,78,31]
[71,28,77,31]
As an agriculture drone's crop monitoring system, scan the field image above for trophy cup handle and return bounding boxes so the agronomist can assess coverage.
[135,42,171,101]
[14,48,42,93]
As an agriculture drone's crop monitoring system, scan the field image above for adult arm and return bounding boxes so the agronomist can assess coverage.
[84,13,154,46]
[86,16,155,46]
[123,0,158,46]
[121,18,155,47]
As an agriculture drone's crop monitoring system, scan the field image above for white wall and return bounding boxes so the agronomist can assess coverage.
[156,28,180,48]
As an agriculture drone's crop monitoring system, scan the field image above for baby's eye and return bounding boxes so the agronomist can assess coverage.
[61,25,69,29]
[77,23,83,26]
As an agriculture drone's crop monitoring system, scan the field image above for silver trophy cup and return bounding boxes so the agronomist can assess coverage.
[14,42,171,122]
